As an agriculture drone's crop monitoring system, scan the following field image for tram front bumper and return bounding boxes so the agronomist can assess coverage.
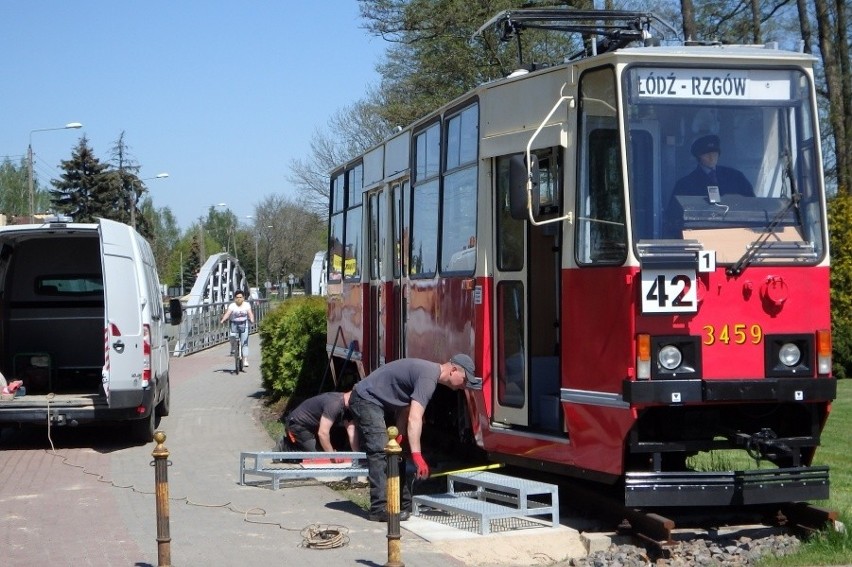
[623,377,836,405]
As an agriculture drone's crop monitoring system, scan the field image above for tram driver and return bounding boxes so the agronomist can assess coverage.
[665,134,754,236]
[672,134,753,200]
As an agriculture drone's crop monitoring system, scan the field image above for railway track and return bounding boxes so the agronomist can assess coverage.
[562,477,838,561]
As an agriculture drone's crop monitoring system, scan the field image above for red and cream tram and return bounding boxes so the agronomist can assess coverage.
[325,9,835,506]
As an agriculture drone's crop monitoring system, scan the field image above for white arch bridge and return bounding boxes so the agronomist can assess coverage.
[171,253,271,356]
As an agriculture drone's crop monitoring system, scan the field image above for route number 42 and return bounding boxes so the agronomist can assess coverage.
[641,269,698,314]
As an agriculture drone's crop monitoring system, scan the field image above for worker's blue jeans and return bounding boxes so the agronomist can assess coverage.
[350,391,411,516]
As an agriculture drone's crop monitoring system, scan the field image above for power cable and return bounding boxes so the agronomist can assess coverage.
[41,400,350,548]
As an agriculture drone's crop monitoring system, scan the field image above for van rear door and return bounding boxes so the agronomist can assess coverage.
[99,219,143,403]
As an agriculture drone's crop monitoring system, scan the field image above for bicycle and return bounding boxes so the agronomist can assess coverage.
[230,324,246,374]
[232,335,243,374]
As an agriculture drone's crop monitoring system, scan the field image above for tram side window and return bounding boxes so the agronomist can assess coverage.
[497,281,525,408]
[344,165,363,281]
[393,181,411,278]
[496,157,524,271]
[628,131,655,240]
[576,67,627,265]
[329,172,345,283]
[442,103,478,274]
[411,123,441,277]
[496,149,560,271]
[369,193,381,279]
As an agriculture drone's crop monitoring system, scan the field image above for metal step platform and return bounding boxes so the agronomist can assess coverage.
[239,451,367,490]
[413,470,560,535]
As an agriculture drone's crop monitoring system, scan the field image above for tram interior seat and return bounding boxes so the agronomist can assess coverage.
[530,356,561,431]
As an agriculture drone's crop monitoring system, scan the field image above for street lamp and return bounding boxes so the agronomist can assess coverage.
[131,172,169,230]
[28,122,83,223]
[246,216,273,290]
[245,216,259,289]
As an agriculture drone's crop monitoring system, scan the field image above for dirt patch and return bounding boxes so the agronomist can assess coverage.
[253,396,288,445]
[431,528,587,566]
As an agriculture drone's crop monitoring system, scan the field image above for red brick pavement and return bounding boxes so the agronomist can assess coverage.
[0,439,147,566]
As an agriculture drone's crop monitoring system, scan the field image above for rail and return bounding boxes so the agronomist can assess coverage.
[168,298,272,356]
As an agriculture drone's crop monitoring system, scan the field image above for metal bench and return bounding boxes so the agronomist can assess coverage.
[413,470,559,535]
[239,451,367,490]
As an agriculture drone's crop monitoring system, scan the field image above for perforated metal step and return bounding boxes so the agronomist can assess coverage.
[414,471,559,535]
[239,451,367,490]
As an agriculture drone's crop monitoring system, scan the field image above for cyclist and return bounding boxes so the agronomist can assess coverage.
[220,289,255,367]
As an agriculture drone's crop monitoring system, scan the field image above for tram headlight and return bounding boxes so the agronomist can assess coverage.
[649,335,701,380]
[658,345,683,370]
[764,334,813,377]
[779,343,802,367]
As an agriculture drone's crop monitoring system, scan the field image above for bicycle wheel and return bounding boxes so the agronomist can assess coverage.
[238,341,244,373]
[233,337,241,374]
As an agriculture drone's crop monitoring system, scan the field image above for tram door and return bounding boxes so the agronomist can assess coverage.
[493,151,563,431]
[393,180,409,360]
[367,188,389,371]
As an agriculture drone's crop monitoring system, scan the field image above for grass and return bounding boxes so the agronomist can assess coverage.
[756,378,852,566]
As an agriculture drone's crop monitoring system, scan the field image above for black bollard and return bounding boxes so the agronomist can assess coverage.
[384,426,404,567]
[152,430,172,567]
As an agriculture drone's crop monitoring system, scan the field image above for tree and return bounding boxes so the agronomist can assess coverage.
[103,131,153,237]
[50,136,112,222]
[814,0,851,193]
[680,0,697,41]
[290,0,593,213]
[288,96,391,214]
[252,195,325,288]
[361,0,591,128]
[203,206,238,256]
[144,199,181,281]
[0,157,29,220]
[184,232,203,292]
[828,193,852,377]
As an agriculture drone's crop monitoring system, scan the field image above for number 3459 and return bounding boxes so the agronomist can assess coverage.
[703,323,763,345]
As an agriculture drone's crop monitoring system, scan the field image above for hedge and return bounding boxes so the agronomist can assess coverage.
[258,296,328,400]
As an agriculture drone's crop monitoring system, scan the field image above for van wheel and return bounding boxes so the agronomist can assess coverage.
[157,378,171,417]
[131,408,158,443]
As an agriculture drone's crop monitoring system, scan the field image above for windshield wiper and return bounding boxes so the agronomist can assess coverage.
[727,150,802,276]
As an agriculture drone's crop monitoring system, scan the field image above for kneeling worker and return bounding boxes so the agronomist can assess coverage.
[285,391,359,455]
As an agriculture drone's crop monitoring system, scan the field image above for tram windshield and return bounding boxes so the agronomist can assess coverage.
[624,66,825,265]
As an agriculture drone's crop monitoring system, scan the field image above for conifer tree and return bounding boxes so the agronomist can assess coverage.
[184,234,202,289]
[0,157,29,219]
[49,136,112,222]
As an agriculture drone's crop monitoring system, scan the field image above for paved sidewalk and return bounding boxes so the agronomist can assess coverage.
[0,343,467,566]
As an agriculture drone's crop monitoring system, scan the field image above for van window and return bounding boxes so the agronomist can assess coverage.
[36,275,103,296]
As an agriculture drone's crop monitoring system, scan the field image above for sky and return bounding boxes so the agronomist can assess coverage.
[1,2,385,230]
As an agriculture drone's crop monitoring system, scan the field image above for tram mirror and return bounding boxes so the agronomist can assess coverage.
[169,298,184,325]
[509,153,540,220]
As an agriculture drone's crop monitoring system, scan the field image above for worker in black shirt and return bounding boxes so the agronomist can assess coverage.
[284,391,358,454]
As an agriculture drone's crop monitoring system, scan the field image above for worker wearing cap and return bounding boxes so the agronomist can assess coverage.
[349,354,477,522]
[673,134,753,198]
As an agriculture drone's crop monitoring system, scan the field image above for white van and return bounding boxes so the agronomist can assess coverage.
[0,218,178,442]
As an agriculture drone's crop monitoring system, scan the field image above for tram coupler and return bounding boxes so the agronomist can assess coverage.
[736,428,797,464]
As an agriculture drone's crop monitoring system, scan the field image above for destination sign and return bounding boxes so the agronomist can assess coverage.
[634,68,791,100]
